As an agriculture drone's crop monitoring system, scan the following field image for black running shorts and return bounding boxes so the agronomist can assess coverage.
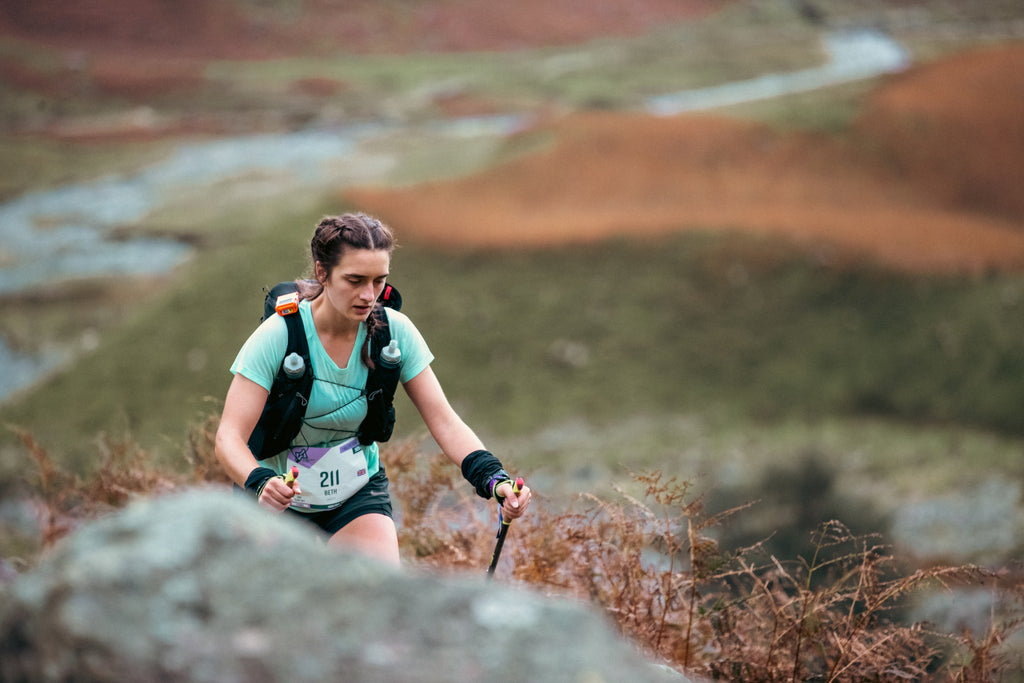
[285,466,394,536]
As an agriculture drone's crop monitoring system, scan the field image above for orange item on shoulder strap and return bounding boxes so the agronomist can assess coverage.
[274,292,300,316]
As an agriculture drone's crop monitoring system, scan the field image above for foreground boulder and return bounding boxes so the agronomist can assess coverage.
[0,489,683,682]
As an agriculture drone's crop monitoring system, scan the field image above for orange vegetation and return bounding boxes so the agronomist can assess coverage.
[856,43,1024,223]
[346,44,1024,274]
[3,0,1022,274]
[0,0,726,58]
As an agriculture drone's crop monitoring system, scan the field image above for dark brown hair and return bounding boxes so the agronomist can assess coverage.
[299,213,396,368]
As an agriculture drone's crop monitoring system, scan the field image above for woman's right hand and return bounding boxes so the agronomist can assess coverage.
[258,475,302,512]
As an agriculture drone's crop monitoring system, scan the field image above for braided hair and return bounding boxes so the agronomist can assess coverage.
[301,213,396,369]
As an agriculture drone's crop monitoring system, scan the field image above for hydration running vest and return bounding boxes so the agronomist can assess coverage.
[246,281,403,461]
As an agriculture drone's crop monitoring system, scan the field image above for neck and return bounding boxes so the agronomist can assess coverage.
[310,296,361,338]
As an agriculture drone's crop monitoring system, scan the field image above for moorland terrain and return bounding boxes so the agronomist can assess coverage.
[1,0,1023,567]
[3,0,1024,677]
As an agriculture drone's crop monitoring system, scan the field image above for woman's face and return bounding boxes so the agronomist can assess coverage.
[316,248,390,324]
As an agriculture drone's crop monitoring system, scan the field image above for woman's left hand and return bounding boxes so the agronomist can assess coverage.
[495,480,532,520]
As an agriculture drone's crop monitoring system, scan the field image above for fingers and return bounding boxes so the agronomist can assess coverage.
[497,482,532,520]
[258,475,298,511]
[494,481,515,505]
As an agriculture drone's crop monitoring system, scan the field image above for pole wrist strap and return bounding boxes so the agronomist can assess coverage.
[489,476,513,500]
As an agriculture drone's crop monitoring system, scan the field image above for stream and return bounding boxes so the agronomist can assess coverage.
[647,29,908,115]
[0,29,909,403]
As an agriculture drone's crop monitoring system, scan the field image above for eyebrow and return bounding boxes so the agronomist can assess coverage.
[343,271,389,279]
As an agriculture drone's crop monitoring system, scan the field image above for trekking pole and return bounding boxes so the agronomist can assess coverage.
[283,466,299,486]
[486,477,524,579]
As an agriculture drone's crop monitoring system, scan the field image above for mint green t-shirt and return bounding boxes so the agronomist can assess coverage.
[230,299,434,477]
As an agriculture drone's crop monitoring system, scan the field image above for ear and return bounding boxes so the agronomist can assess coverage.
[314,261,327,283]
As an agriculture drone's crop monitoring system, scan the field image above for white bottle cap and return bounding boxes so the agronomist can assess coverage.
[283,352,305,378]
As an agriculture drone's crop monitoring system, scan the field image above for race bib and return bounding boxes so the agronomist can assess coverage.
[285,437,370,511]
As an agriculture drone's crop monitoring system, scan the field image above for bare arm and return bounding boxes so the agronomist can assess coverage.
[215,373,267,486]
[402,366,485,468]
[403,366,530,518]
[214,373,299,509]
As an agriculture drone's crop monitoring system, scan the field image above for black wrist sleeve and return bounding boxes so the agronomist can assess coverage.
[244,467,277,497]
[461,449,509,499]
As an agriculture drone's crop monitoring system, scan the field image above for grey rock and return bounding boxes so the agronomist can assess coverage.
[891,478,1021,564]
[0,489,690,682]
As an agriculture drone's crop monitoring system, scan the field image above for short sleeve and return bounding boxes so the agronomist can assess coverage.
[385,309,434,383]
[229,314,289,391]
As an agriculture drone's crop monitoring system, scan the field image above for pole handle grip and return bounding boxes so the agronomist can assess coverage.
[498,477,526,528]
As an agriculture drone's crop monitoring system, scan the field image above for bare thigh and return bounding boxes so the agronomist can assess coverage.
[328,513,400,567]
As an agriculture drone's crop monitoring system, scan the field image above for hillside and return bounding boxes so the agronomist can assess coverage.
[2,3,1024,678]
[5,0,1020,272]
[0,0,725,57]
[347,50,1024,274]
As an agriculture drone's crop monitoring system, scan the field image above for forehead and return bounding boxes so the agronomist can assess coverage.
[334,247,390,276]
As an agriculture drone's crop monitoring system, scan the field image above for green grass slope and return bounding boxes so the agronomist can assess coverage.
[4,224,1023,481]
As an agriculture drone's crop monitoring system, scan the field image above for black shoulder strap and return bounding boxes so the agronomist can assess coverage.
[282,311,309,363]
[368,284,401,362]
[247,290,313,461]
[357,285,403,445]
[379,283,401,312]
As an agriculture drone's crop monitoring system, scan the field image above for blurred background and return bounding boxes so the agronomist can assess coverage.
[1,0,1022,581]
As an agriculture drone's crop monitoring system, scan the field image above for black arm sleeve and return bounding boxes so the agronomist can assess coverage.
[244,467,277,497]
[460,449,509,499]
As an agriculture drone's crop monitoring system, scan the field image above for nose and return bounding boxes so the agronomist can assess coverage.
[359,282,376,301]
